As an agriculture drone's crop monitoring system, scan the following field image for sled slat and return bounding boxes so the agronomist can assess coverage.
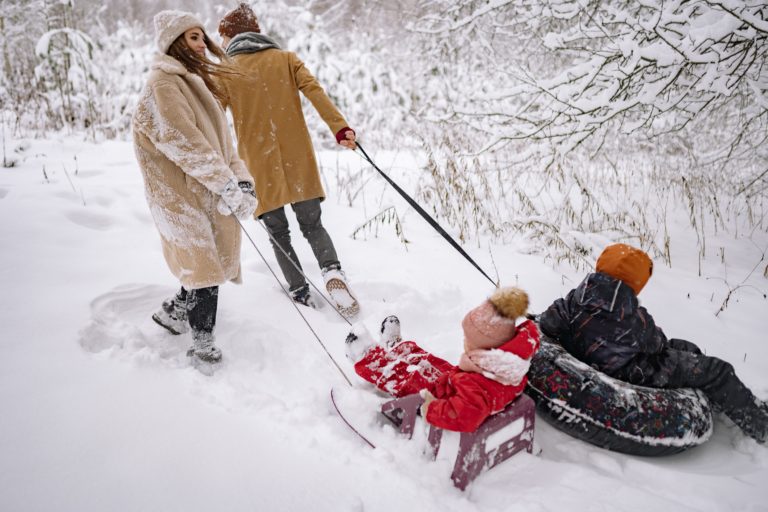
[380,393,536,490]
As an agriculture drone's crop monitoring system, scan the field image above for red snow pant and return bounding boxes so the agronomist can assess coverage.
[354,341,528,432]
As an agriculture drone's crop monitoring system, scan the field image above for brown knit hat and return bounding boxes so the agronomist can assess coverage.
[219,3,260,38]
[596,243,654,295]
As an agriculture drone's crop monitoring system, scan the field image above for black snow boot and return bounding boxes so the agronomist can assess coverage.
[689,358,767,444]
[187,330,222,364]
[644,348,767,444]
[152,289,189,335]
[185,286,222,365]
[290,284,317,308]
[727,399,767,444]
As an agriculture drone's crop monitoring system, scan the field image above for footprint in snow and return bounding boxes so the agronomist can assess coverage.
[74,169,104,179]
[78,283,188,362]
[63,209,115,231]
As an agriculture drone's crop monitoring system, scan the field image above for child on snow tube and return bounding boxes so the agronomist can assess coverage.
[345,287,540,432]
[538,243,768,444]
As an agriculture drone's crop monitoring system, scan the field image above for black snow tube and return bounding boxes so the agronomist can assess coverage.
[525,337,713,456]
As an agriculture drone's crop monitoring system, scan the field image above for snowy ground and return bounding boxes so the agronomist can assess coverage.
[1,136,767,512]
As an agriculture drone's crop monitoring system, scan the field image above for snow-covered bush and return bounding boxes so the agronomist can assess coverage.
[90,21,153,138]
[0,0,49,134]
[402,0,767,270]
[35,26,99,133]
[408,1,767,169]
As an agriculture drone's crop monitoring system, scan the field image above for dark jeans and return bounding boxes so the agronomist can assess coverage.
[177,286,218,334]
[620,339,766,441]
[259,198,340,292]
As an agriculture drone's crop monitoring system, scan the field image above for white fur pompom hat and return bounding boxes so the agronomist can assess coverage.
[154,10,205,54]
[461,287,529,350]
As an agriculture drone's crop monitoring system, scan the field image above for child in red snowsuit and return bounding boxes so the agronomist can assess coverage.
[345,287,540,432]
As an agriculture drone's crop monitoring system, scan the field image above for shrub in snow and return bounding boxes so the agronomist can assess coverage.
[35,26,100,134]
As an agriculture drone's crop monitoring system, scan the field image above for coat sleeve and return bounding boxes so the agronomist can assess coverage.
[289,52,349,135]
[226,133,253,186]
[634,306,668,355]
[136,80,239,195]
[426,374,492,432]
[502,320,540,359]
[538,294,573,344]
[229,154,253,185]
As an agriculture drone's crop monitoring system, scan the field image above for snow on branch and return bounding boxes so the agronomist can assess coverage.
[414,0,766,186]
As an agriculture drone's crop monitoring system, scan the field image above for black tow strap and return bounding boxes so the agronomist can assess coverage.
[356,142,497,288]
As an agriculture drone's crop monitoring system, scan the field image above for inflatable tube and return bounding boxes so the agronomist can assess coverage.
[525,337,713,456]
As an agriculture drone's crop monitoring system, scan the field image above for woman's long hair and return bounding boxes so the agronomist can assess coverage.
[167,32,236,105]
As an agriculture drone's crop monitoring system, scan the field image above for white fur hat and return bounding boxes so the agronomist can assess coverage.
[154,10,205,54]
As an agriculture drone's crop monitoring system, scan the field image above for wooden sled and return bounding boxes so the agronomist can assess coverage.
[381,393,536,490]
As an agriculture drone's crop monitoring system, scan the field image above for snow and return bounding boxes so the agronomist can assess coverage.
[1,136,767,511]
[472,348,531,386]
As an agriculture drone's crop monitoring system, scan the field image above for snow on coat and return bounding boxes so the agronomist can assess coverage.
[221,46,349,216]
[353,320,541,432]
[132,54,254,289]
[354,342,455,398]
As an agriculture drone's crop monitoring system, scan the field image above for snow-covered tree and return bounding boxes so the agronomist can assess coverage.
[0,0,48,132]
[35,23,99,133]
[402,0,767,268]
[90,21,152,137]
[410,0,767,190]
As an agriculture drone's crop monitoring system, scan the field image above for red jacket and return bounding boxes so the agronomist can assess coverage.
[354,321,540,432]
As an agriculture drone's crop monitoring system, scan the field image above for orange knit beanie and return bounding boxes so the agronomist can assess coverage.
[595,243,653,295]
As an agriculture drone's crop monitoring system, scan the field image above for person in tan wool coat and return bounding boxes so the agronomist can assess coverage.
[218,3,359,316]
[132,10,257,366]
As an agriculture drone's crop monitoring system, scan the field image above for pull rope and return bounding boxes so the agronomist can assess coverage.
[252,218,353,326]
[233,213,353,387]
[355,142,498,288]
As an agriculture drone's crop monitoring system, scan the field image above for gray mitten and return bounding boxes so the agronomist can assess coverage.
[233,182,258,220]
[217,180,243,216]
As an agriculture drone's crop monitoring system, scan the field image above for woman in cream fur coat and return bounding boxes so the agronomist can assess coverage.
[132,10,256,366]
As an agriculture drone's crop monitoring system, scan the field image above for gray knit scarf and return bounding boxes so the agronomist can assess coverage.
[225,32,281,57]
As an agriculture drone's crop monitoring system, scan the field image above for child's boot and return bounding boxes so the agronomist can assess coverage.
[379,315,402,348]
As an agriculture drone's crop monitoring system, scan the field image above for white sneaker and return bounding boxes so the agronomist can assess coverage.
[323,268,360,318]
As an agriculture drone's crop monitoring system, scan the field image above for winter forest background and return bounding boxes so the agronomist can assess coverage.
[2,1,768,510]
[2,0,766,273]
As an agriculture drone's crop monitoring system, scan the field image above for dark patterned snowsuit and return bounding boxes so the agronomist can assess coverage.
[539,272,766,443]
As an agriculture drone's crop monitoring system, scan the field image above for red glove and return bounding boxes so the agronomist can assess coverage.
[335,127,355,145]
